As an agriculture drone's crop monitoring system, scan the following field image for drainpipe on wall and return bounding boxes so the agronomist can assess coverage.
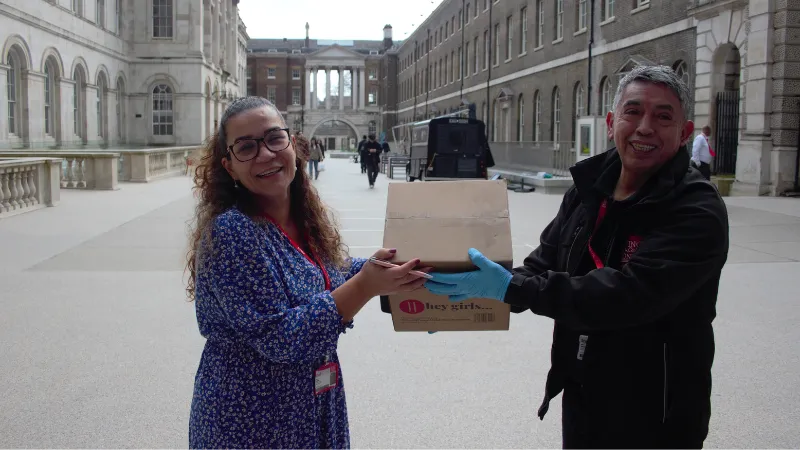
[486,0,493,137]
[460,0,466,101]
[425,29,432,118]
[587,0,596,115]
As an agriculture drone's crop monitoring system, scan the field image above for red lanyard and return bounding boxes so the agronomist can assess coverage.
[262,216,331,291]
[587,199,609,269]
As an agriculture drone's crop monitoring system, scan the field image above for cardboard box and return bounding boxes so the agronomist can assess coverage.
[381,180,513,331]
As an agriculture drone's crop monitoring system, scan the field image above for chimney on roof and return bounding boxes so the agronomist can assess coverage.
[305,22,310,48]
[383,24,393,50]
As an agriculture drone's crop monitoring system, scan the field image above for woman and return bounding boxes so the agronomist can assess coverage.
[186,97,426,448]
[308,138,324,180]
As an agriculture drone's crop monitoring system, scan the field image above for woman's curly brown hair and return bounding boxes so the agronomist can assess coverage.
[185,97,347,301]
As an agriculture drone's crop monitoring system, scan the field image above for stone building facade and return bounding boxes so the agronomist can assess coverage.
[246,26,395,150]
[383,0,799,196]
[0,0,248,149]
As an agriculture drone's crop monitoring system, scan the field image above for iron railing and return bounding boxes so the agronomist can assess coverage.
[714,91,739,175]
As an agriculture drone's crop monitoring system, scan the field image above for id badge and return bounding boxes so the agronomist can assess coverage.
[314,362,339,395]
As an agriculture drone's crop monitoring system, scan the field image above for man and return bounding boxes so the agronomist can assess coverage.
[363,134,382,189]
[692,125,714,180]
[358,135,368,174]
[426,66,729,448]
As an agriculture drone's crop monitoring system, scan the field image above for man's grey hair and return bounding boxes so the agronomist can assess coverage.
[612,65,692,118]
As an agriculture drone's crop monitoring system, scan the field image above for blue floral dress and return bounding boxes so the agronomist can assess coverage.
[189,208,366,449]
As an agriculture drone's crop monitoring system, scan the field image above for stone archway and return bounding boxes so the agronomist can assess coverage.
[308,116,361,150]
[710,43,742,176]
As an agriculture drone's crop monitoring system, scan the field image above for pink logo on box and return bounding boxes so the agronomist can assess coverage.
[399,300,425,315]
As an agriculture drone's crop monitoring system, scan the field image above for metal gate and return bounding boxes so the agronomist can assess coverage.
[713,91,740,175]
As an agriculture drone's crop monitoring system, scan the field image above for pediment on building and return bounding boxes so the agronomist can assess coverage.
[496,87,514,102]
[307,44,365,61]
[615,55,656,75]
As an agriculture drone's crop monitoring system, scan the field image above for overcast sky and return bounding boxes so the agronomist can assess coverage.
[238,0,445,42]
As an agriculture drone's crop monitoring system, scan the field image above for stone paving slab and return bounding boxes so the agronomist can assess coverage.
[1,159,799,448]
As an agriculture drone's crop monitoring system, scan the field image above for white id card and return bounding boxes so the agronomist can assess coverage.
[314,362,338,395]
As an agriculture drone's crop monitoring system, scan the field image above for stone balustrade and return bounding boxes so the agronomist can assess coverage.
[119,146,197,183]
[0,157,62,218]
[0,151,120,190]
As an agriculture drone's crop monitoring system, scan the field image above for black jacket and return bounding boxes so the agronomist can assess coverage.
[363,140,383,165]
[358,139,367,155]
[504,148,729,448]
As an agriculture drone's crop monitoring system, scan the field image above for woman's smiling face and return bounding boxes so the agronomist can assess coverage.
[221,105,297,202]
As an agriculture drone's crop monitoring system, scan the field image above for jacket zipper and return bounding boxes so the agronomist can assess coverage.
[662,343,669,423]
[604,226,618,266]
[565,225,584,273]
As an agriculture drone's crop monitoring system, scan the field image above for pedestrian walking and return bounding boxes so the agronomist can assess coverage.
[358,135,368,174]
[308,137,324,180]
[364,134,382,189]
[185,96,428,449]
[425,66,729,448]
[692,125,715,180]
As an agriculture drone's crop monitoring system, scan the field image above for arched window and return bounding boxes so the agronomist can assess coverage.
[533,90,541,142]
[573,82,584,141]
[7,52,19,134]
[552,87,561,141]
[517,94,524,142]
[44,64,53,135]
[492,99,499,141]
[600,76,613,115]
[673,60,690,86]
[73,65,87,140]
[368,120,376,136]
[97,73,108,139]
[152,84,173,136]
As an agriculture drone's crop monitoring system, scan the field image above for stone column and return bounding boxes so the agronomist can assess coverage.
[352,68,358,110]
[0,64,8,144]
[338,67,345,110]
[25,71,47,146]
[359,67,366,109]
[734,0,775,195]
[325,67,331,110]
[311,68,317,109]
[305,68,312,109]
[190,0,203,56]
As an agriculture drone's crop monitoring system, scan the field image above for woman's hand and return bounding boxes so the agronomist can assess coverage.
[355,249,429,298]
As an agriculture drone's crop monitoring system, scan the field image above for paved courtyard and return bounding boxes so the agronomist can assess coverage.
[1,158,799,448]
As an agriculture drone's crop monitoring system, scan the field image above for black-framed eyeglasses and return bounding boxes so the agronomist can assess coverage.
[227,128,291,162]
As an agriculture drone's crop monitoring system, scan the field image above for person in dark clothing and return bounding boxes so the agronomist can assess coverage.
[358,135,368,174]
[381,141,391,153]
[363,134,382,189]
[425,65,729,448]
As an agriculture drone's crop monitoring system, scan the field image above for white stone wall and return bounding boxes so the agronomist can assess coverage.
[0,0,247,149]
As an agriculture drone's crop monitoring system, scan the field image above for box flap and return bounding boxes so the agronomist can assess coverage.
[386,180,509,219]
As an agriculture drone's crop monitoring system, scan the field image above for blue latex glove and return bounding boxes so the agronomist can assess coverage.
[424,248,512,302]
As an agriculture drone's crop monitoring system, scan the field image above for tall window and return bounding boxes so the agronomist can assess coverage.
[451,51,456,81]
[292,69,300,80]
[466,3,471,23]
[536,0,544,47]
[555,0,564,40]
[517,95,524,141]
[96,84,103,136]
[552,87,561,141]
[444,56,449,84]
[44,65,53,135]
[574,82,585,140]
[292,88,300,105]
[116,79,124,140]
[600,77,613,114]
[72,0,83,16]
[73,71,82,136]
[603,0,615,20]
[465,42,471,77]
[97,0,105,27]
[458,47,463,79]
[577,0,588,31]
[368,121,376,136]
[445,22,449,38]
[459,9,464,29]
[506,16,513,60]
[152,84,173,135]
[267,86,276,103]
[533,90,541,141]
[152,0,173,39]
[369,89,377,105]
[493,24,500,66]
[483,30,489,69]
[473,37,479,73]
[6,54,17,134]
[520,7,528,54]
[267,67,276,79]
[116,0,122,34]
